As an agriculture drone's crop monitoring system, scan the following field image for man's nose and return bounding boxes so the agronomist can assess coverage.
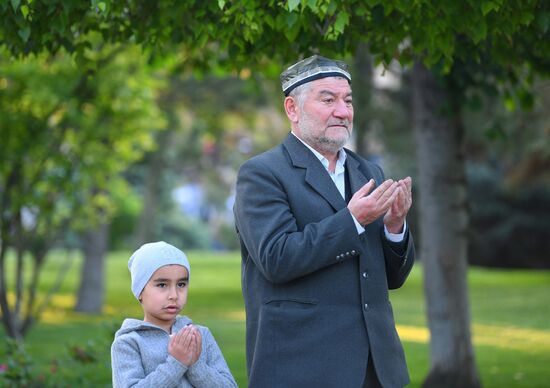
[333,99,351,118]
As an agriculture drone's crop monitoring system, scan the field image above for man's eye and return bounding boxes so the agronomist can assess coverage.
[156,283,166,288]
[323,98,334,104]
[178,282,187,288]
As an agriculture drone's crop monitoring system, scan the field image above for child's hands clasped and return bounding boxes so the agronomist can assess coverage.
[168,324,203,366]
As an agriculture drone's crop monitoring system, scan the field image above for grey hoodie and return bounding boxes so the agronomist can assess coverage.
[111,315,237,388]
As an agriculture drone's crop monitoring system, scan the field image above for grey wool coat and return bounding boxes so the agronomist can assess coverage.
[233,133,415,388]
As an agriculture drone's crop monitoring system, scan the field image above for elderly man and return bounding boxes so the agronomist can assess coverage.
[234,55,415,388]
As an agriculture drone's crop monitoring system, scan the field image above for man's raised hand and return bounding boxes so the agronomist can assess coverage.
[383,177,412,234]
[348,179,399,226]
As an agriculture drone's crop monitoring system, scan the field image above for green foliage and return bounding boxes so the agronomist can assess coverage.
[217,222,240,251]
[157,211,213,251]
[0,338,34,387]
[467,163,550,269]
[0,43,167,339]
[107,179,143,249]
[0,44,165,232]
[1,1,545,70]
[0,323,114,387]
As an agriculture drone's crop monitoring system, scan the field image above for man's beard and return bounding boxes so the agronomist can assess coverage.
[298,110,351,155]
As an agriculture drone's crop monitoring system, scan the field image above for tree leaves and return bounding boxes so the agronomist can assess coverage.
[0,0,547,84]
[333,11,349,35]
[10,0,20,12]
[287,0,300,12]
[17,26,30,42]
[481,1,501,16]
[0,45,166,231]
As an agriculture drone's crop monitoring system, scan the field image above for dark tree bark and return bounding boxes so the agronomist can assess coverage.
[135,129,172,245]
[352,43,373,158]
[411,62,481,388]
[75,223,109,313]
[136,159,161,245]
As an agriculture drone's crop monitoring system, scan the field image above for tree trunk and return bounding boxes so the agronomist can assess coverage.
[0,245,22,341]
[136,158,161,245]
[411,62,481,388]
[74,223,109,313]
[353,43,372,158]
[135,129,172,245]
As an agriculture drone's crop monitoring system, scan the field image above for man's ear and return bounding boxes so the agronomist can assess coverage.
[284,96,299,123]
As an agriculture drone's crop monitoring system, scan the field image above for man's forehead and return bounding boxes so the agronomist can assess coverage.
[309,77,352,94]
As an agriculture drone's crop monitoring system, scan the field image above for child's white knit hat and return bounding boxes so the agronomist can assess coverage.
[128,241,190,299]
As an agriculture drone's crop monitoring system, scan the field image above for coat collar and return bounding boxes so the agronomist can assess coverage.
[346,153,372,195]
[282,133,372,211]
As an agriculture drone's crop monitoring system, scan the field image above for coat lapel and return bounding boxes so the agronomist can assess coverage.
[345,152,373,196]
[283,134,346,211]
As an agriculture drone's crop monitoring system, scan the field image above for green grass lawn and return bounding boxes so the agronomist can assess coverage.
[2,250,550,387]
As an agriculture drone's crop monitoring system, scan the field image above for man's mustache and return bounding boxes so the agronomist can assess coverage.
[326,120,352,134]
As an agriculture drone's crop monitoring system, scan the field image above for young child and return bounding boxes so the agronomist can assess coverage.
[111,241,237,388]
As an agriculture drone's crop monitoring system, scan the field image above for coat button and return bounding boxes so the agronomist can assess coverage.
[362,272,368,278]
[351,250,357,255]
[364,303,369,310]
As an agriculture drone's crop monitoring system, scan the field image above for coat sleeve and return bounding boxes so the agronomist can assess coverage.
[185,327,238,388]
[111,335,186,388]
[234,157,364,284]
[381,228,415,289]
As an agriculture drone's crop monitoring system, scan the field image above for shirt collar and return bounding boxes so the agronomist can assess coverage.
[291,132,347,173]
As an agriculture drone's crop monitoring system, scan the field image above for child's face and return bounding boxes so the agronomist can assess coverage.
[140,264,189,331]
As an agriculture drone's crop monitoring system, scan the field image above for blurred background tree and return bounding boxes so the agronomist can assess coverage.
[0,42,166,336]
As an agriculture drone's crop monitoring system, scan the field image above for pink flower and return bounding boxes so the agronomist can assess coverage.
[0,364,7,373]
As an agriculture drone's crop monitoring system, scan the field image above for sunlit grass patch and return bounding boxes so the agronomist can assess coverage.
[397,324,430,343]
[399,323,550,355]
[473,324,550,354]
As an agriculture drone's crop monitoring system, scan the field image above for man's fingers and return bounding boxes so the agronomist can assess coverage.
[399,179,412,207]
[350,178,410,226]
[382,185,401,210]
[393,187,406,213]
[374,180,399,202]
[354,179,375,198]
[400,177,412,195]
[369,179,396,201]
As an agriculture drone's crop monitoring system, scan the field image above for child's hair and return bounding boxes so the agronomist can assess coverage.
[128,241,190,299]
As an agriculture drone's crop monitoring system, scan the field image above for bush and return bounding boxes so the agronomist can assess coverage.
[0,338,35,388]
[216,221,240,251]
[0,322,116,388]
[157,211,212,250]
[467,163,550,269]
